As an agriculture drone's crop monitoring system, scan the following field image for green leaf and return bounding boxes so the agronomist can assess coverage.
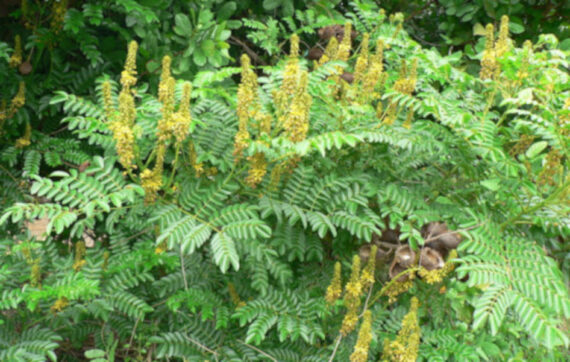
[509,21,525,34]
[85,349,106,359]
[263,0,282,11]
[211,232,239,273]
[525,141,548,158]
[174,14,192,37]
[480,179,501,191]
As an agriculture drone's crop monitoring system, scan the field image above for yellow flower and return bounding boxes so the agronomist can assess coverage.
[50,0,68,33]
[402,109,414,129]
[341,255,363,336]
[325,262,342,305]
[320,37,339,66]
[363,39,384,98]
[72,241,86,272]
[15,121,31,148]
[9,35,22,68]
[283,71,311,142]
[245,151,268,188]
[350,310,373,362]
[234,54,258,160]
[480,24,497,80]
[354,33,369,84]
[102,81,115,121]
[121,41,138,88]
[382,297,421,361]
[158,55,172,103]
[140,168,162,203]
[30,258,41,287]
[50,297,69,314]
[495,15,510,58]
[337,23,352,62]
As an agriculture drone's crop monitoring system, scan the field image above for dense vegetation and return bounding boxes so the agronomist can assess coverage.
[1,1,568,361]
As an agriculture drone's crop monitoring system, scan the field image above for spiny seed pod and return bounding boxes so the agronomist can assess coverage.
[308,46,324,61]
[419,248,444,271]
[18,61,32,75]
[341,72,354,84]
[389,259,410,282]
[423,222,462,254]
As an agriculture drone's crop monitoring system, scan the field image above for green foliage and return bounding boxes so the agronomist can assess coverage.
[1,0,569,360]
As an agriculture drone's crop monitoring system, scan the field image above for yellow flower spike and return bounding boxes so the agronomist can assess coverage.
[480,23,497,80]
[340,255,363,335]
[350,310,373,362]
[171,82,192,145]
[495,15,510,58]
[283,71,311,142]
[538,149,562,186]
[320,36,339,65]
[102,251,110,271]
[234,54,258,160]
[50,0,68,33]
[15,121,31,148]
[360,245,376,290]
[11,81,26,110]
[382,297,421,361]
[325,262,343,305]
[245,152,268,188]
[109,121,135,170]
[362,39,384,98]
[140,168,162,203]
[9,35,22,68]
[354,33,370,84]
[228,283,244,307]
[337,22,353,62]
[101,81,114,121]
[121,41,138,88]
[382,102,398,126]
[118,88,136,127]
[72,241,86,272]
[345,254,362,303]
[158,55,172,103]
[50,297,69,315]
[340,308,359,336]
[30,258,41,287]
[289,33,300,58]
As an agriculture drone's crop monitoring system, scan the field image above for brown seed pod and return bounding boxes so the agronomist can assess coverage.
[423,222,462,250]
[308,46,324,61]
[359,243,390,266]
[420,247,444,271]
[394,245,416,268]
[19,61,32,75]
[389,259,410,282]
[340,72,354,84]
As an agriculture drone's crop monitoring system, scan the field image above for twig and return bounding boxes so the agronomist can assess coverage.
[423,224,481,244]
[238,340,278,361]
[179,245,189,291]
[359,284,374,318]
[229,36,267,66]
[328,334,343,362]
[183,334,219,361]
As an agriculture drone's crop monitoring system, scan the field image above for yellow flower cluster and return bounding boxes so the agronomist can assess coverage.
[350,310,373,362]
[234,54,258,160]
[154,239,168,254]
[102,251,110,271]
[140,168,162,203]
[50,297,69,315]
[393,59,418,95]
[102,81,115,121]
[108,112,136,170]
[337,23,353,62]
[30,258,41,287]
[50,0,69,33]
[9,35,22,68]
[121,41,138,88]
[283,71,312,142]
[325,262,343,305]
[480,24,497,80]
[418,250,457,284]
[15,121,32,148]
[341,255,363,335]
[382,297,421,362]
[228,282,246,308]
[495,15,511,58]
[188,140,204,177]
[72,241,86,272]
[158,55,173,103]
[360,245,377,290]
[319,37,339,66]
[538,149,562,186]
[382,278,413,304]
[354,33,370,84]
[515,40,533,86]
[509,134,535,157]
[275,35,301,120]
[245,151,268,188]
[362,39,385,100]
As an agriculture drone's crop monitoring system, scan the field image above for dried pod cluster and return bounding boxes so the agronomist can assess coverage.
[385,222,461,282]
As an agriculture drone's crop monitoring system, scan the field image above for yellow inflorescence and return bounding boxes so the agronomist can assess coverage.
[354,33,369,84]
[382,296,421,362]
[234,54,258,160]
[102,251,110,271]
[283,71,312,142]
[121,41,138,89]
[72,241,86,272]
[158,55,173,103]
[340,255,363,335]
[156,77,176,142]
[140,167,162,203]
[50,297,69,314]
[320,37,339,66]
[350,310,373,362]
[15,122,32,148]
[393,59,417,96]
[480,24,497,80]
[171,82,192,145]
[337,23,353,62]
[228,282,246,307]
[9,35,22,68]
[515,40,533,85]
[30,258,41,287]
[495,15,510,58]
[245,151,268,188]
[362,39,385,99]
[383,278,413,304]
[538,149,562,186]
[50,0,68,33]
[102,81,115,121]
[325,262,343,305]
